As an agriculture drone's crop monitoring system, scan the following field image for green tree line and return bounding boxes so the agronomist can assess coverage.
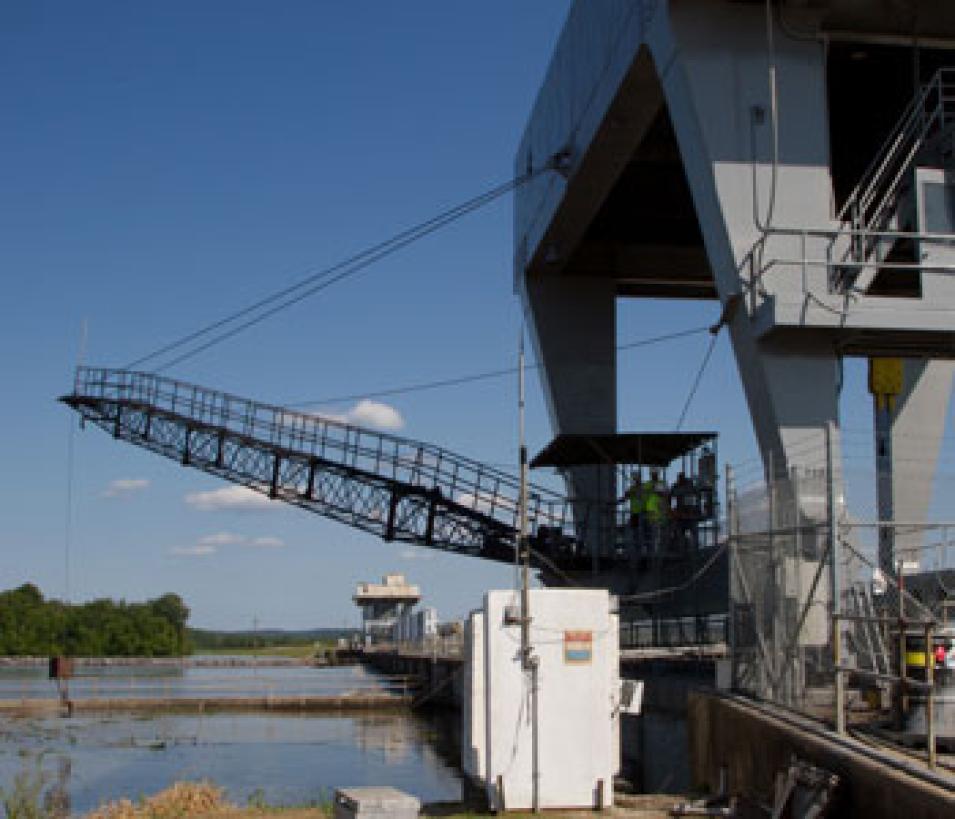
[188,627,354,651]
[0,584,190,656]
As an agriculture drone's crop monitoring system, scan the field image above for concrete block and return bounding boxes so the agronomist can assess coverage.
[333,787,420,819]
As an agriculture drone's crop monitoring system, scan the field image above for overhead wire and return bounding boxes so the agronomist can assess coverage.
[288,325,712,407]
[124,170,546,373]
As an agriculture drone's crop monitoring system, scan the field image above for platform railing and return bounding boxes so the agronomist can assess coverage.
[742,225,955,314]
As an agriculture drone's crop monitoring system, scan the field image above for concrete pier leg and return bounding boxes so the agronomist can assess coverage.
[891,359,954,557]
[523,274,617,564]
[657,2,843,486]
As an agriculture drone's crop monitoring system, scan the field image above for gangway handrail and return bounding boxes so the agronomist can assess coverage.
[62,366,601,566]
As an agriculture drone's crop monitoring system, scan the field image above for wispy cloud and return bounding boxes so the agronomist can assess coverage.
[101,478,150,499]
[169,530,285,557]
[170,544,217,557]
[184,485,275,512]
[250,536,284,549]
[198,531,245,547]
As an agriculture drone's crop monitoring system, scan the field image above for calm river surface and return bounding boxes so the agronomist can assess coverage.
[0,661,463,813]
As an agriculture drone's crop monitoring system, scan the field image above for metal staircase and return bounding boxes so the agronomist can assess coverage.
[834,68,955,295]
[62,367,592,573]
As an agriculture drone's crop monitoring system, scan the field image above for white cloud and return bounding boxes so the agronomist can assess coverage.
[185,485,275,512]
[311,400,405,432]
[249,536,284,549]
[170,544,217,557]
[198,531,245,547]
[102,478,150,499]
[347,400,404,431]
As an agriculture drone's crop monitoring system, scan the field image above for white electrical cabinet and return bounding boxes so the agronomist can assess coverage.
[463,588,620,811]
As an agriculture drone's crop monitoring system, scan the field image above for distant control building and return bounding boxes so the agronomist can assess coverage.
[353,573,421,646]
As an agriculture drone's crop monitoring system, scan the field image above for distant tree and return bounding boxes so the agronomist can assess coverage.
[149,594,190,654]
[0,586,192,657]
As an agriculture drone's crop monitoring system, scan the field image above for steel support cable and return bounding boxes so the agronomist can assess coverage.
[124,171,542,373]
[617,541,729,602]
[675,331,719,431]
[287,325,712,407]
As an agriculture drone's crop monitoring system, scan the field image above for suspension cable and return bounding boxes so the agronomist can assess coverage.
[676,331,720,430]
[289,325,712,407]
[125,169,547,373]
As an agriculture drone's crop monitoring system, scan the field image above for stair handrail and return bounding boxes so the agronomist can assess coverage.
[837,68,955,237]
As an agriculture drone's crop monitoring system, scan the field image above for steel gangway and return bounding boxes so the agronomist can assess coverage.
[62,367,594,573]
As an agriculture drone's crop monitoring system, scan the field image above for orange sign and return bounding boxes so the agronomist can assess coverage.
[564,630,593,664]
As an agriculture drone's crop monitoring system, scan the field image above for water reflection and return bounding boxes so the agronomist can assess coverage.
[0,711,462,814]
[0,663,463,813]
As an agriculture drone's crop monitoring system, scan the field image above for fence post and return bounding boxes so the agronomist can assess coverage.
[726,464,737,690]
[790,466,802,707]
[897,563,907,731]
[925,623,936,769]
[767,450,778,703]
[825,424,844,732]
[834,615,846,735]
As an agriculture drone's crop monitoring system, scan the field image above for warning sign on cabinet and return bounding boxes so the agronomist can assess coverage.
[563,630,593,664]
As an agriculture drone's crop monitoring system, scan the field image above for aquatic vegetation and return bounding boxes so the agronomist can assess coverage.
[0,756,68,819]
[0,766,46,819]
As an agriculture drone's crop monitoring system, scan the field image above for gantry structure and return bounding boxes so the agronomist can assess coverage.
[515,0,955,564]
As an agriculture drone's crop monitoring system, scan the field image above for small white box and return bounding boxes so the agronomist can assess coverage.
[333,787,420,819]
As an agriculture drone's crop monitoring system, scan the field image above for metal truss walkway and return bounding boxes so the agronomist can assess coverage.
[62,367,584,570]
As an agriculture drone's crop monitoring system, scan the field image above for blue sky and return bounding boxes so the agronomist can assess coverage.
[3,2,953,630]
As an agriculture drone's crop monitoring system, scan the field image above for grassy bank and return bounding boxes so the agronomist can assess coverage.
[3,780,676,819]
[79,785,676,819]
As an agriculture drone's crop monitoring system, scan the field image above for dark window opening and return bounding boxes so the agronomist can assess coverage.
[827,43,953,212]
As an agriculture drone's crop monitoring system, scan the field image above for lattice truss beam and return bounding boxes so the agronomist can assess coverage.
[62,369,576,566]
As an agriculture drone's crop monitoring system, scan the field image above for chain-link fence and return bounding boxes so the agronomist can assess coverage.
[726,457,954,768]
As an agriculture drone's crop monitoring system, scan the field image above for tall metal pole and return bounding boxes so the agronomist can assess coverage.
[518,327,539,812]
[519,329,530,662]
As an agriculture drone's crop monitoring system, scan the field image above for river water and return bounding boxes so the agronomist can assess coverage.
[0,661,463,813]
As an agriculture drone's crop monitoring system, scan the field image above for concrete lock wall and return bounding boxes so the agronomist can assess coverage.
[688,692,955,817]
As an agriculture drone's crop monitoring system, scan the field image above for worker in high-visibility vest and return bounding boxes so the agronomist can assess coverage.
[623,472,646,555]
[644,469,667,553]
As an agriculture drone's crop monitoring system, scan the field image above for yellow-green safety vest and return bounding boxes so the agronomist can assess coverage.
[644,481,665,523]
